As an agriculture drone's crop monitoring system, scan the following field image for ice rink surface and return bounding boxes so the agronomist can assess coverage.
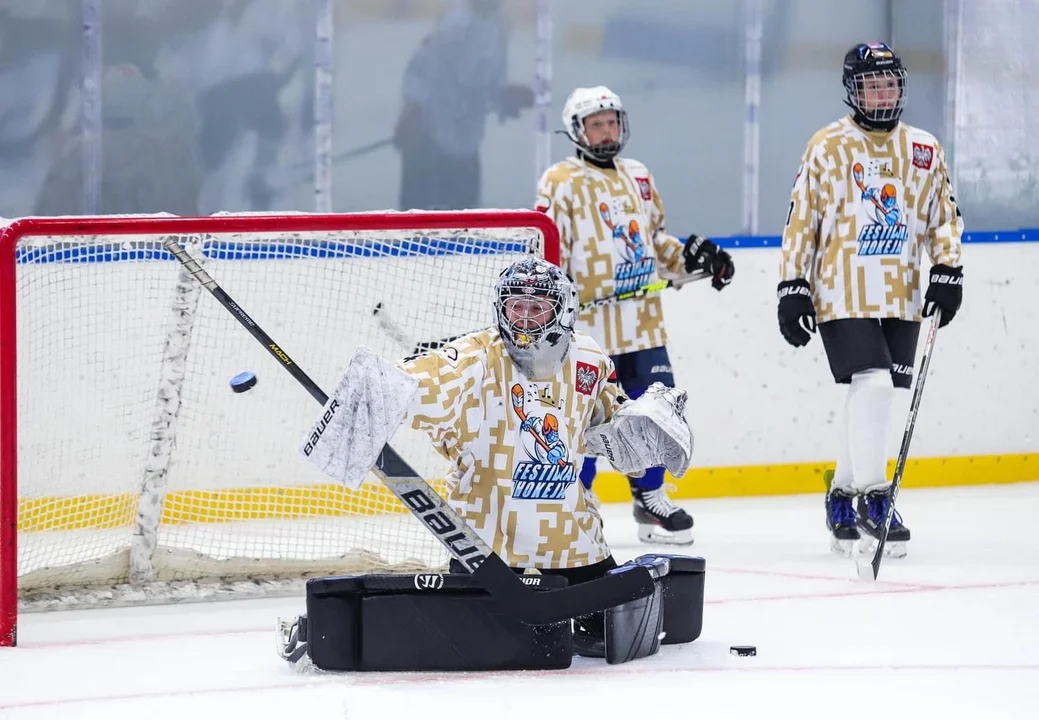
[3,482,1038,720]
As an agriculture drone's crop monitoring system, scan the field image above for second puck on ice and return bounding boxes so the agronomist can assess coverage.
[730,645,756,657]
[230,371,257,393]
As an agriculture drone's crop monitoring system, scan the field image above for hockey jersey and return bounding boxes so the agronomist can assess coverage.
[397,328,620,570]
[536,156,689,356]
[780,115,963,323]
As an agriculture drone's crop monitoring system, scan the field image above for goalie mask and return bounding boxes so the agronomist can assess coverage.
[561,86,630,162]
[493,257,578,379]
[842,42,907,131]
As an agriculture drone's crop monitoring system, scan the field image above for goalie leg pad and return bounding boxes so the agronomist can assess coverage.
[602,554,706,663]
[294,573,573,672]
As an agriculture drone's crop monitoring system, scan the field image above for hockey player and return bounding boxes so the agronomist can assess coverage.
[302,257,694,658]
[777,42,964,558]
[535,86,734,545]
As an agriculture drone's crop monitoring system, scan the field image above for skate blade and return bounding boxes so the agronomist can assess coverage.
[829,536,856,558]
[637,525,694,546]
[857,536,908,559]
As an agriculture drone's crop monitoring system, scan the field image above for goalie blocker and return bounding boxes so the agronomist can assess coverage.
[278,554,705,671]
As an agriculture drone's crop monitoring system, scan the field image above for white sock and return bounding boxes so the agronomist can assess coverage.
[846,368,895,493]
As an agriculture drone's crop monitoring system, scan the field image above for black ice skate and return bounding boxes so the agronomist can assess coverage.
[630,481,694,545]
[825,487,860,557]
[857,485,911,559]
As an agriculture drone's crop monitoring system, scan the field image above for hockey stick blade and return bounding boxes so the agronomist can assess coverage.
[855,309,942,581]
[166,238,655,623]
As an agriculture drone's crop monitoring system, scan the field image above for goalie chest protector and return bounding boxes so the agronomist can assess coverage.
[303,572,573,671]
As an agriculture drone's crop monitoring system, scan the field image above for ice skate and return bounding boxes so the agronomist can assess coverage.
[857,485,910,558]
[630,481,694,545]
[276,615,312,671]
[825,486,860,557]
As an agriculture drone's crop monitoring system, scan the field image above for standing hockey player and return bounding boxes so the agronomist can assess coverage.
[535,86,734,545]
[777,42,964,558]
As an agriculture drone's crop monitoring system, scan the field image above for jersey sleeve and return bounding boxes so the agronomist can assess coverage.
[925,143,964,268]
[645,171,688,280]
[396,341,485,462]
[535,166,574,271]
[779,142,822,282]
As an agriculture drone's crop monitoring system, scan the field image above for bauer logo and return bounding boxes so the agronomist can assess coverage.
[413,574,445,591]
[302,399,340,456]
[400,489,486,572]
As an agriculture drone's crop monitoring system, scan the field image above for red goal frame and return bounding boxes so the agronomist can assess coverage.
[0,210,560,647]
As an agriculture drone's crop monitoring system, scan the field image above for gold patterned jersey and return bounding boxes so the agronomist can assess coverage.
[397,328,622,570]
[780,116,963,323]
[536,155,692,356]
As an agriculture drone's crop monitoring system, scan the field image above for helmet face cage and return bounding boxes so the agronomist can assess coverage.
[843,43,907,127]
[845,68,907,125]
[570,108,630,162]
[493,258,578,378]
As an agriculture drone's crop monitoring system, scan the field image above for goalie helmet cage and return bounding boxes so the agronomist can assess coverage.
[0,210,560,647]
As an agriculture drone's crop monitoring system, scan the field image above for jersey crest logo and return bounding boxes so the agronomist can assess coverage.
[509,384,576,500]
[575,362,599,396]
[598,201,656,292]
[912,143,934,170]
[634,176,652,201]
[852,162,908,256]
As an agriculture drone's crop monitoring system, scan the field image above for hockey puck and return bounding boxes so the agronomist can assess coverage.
[230,371,257,393]
[730,645,756,657]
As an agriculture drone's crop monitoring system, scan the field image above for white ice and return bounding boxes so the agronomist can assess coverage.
[3,482,1038,720]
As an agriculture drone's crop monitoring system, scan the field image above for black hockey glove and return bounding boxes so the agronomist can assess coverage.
[777,279,816,347]
[923,264,962,328]
[683,234,734,291]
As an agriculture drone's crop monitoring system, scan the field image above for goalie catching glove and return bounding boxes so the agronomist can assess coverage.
[583,382,694,479]
[299,347,418,490]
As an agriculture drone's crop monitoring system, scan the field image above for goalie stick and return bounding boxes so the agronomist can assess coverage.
[374,270,711,355]
[163,237,656,624]
[856,309,942,582]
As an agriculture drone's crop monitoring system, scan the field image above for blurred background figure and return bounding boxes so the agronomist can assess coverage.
[153,0,312,213]
[33,6,203,216]
[393,0,533,210]
[0,1,78,217]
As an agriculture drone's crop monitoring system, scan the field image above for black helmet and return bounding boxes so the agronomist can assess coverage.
[842,42,906,131]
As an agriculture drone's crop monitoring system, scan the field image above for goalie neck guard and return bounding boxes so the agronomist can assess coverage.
[493,257,578,380]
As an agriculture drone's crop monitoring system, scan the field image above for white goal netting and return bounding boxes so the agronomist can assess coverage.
[0,210,556,618]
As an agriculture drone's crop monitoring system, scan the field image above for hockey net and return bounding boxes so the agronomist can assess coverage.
[0,210,559,645]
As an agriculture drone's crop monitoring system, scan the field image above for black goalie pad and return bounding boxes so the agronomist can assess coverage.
[603,554,706,664]
[301,573,574,672]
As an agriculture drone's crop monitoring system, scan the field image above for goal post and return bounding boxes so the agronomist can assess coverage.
[0,210,559,647]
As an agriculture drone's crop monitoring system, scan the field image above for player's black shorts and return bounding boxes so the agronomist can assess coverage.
[818,318,920,389]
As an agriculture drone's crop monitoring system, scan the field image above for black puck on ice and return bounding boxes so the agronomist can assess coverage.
[230,371,257,393]
[730,645,756,657]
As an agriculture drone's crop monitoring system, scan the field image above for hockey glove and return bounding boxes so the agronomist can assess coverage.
[777,279,816,347]
[683,234,734,291]
[923,264,962,328]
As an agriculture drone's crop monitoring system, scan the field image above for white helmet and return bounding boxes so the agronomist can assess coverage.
[493,257,578,379]
[561,86,629,162]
